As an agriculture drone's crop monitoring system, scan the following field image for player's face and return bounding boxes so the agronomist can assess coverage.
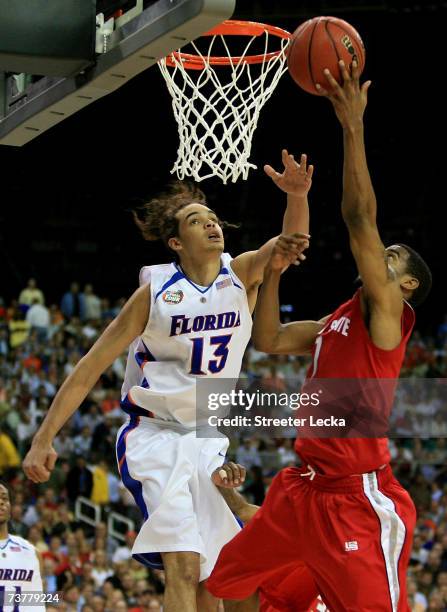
[385,245,409,279]
[0,485,11,524]
[173,203,224,257]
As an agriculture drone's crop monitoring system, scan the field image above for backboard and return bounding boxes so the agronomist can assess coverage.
[0,0,235,146]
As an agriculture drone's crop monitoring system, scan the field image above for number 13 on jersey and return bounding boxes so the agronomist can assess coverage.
[189,334,232,375]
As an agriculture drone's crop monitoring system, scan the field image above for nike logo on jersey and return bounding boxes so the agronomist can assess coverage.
[329,316,351,337]
[170,311,241,336]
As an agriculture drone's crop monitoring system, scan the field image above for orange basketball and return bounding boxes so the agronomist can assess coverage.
[287,16,366,95]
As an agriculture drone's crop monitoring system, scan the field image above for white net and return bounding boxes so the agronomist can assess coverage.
[158,25,290,184]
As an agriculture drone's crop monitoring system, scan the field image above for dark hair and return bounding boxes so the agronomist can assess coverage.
[132,180,239,250]
[396,243,432,306]
[0,480,11,501]
[132,181,207,245]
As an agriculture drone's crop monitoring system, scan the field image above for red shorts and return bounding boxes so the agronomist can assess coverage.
[261,595,326,612]
[207,464,416,612]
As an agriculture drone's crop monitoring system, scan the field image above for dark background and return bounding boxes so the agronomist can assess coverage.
[1,0,445,332]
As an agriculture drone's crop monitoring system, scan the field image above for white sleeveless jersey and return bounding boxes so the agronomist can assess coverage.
[0,535,44,611]
[121,254,252,427]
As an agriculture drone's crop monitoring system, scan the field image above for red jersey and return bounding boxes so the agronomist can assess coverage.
[295,289,415,476]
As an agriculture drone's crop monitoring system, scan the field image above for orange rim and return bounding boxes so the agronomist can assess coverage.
[164,19,291,70]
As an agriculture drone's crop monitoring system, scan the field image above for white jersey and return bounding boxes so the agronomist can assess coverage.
[0,535,44,611]
[121,254,252,427]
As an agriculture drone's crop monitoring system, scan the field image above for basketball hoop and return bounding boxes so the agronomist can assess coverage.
[158,20,291,184]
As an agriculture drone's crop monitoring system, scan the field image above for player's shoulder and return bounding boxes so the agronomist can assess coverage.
[5,535,34,551]
[139,262,175,287]
[221,252,233,267]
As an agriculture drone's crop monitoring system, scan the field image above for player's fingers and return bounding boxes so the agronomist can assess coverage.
[238,465,247,483]
[215,468,228,485]
[307,164,314,180]
[46,450,58,471]
[281,149,289,167]
[338,60,351,83]
[25,465,50,483]
[227,461,242,484]
[264,164,281,181]
[351,58,360,81]
[222,463,234,485]
[323,69,343,95]
[299,153,307,173]
[315,83,330,97]
[361,80,372,96]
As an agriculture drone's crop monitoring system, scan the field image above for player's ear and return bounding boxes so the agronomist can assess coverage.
[168,236,182,252]
[400,275,419,293]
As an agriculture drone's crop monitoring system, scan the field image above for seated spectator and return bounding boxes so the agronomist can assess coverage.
[236,438,262,469]
[19,278,45,308]
[91,549,114,588]
[61,282,86,320]
[84,284,102,320]
[26,299,50,341]
[66,457,93,504]
[112,531,137,564]
[0,428,20,477]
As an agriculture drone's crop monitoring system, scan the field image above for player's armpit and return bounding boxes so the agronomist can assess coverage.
[78,283,151,386]
[231,239,277,290]
[253,319,323,355]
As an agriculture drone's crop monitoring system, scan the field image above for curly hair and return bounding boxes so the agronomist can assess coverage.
[133,181,207,245]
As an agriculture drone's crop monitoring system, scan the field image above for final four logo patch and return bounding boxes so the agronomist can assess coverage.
[163,290,184,304]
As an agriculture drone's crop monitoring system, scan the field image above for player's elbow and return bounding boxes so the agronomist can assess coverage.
[252,332,277,353]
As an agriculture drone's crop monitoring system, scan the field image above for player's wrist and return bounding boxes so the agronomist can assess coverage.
[32,431,54,447]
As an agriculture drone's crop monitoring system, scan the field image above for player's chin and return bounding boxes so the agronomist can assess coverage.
[205,240,224,252]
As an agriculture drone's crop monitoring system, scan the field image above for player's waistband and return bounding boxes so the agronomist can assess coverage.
[296,463,392,493]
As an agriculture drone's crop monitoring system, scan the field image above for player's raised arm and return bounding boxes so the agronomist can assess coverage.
[23,284,151,483]
[317,60,403,311]
[252,236,326,355]
[231,150,313,290]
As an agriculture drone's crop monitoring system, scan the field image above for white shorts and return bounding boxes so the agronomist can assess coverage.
[116,415,241,581]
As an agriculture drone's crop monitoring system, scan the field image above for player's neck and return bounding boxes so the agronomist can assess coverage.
[178,255,221,287]
[0,524,9,540]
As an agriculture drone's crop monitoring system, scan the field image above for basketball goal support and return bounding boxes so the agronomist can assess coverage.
[0,0,236,146]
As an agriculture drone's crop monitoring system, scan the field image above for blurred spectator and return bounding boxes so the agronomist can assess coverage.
[91,460,110,506]
[73,426,92,457]
[8,307,30,348]
[8,502,28,537]
[19,278,45,308]
[112,532,137,564]
[242,465,265,506]
[26,299,50,342]
[236,438,262,469]
[84,284,102,320]
[91,549,114,588]
[61,282,86,320]
[0,429,20,476]
[278,438,297,466]
[66,457,93,504]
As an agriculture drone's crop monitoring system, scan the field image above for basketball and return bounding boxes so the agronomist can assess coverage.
[287,16,365,95]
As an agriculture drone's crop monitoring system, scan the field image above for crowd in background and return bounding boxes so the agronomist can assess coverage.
[1,279,447,611]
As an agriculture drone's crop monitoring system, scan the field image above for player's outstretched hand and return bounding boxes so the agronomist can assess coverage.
[212,462,246,489]
[23,442,58,483]
[316,59,371,129]
[267,233,310,272]
[264,149,314,198]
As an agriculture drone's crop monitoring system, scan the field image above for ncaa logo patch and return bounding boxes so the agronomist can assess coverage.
[163,290,184,304]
